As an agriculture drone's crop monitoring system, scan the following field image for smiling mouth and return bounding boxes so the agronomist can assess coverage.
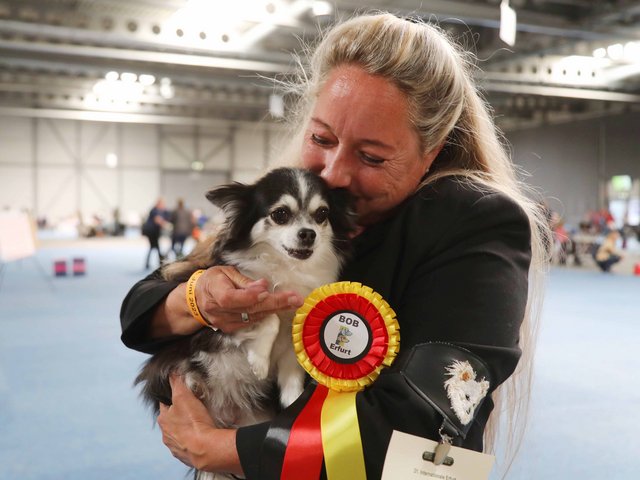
[284,246,313,260]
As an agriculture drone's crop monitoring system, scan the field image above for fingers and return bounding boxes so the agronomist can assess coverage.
[168,373,191,400]
[168,373,180,391]
[212,281,270,310]
[195,266,305,333]
[220,288,304,314]
[157,399,192,467]
[210,294,303,334]
[249,295,304,322]
[222,266,269,290]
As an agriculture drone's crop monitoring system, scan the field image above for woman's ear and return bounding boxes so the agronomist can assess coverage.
[421,142,445,176]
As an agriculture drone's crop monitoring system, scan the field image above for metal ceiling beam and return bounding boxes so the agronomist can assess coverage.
[0,106,281,127]
[335,0,630,41]
[483,81,640,103]
[0,39,293,73]
[0,56,275,93]
[0,19,295,62]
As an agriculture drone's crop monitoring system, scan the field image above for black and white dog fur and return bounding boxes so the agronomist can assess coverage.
[135,168,354,480]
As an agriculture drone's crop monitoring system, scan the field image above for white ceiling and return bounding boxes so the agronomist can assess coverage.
[1,0,639,130]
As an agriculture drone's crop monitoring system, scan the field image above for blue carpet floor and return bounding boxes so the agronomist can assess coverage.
[0,238,638,479]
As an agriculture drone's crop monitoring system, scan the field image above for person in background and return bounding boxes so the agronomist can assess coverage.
[170,198,195,259]
[142,198,170,270]
[112,207,125,236]
[120,12,551,479]
[551,213,582,266]
[594,229,624,272]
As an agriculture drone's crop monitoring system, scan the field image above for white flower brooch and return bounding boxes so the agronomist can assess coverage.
[444,360,490,425]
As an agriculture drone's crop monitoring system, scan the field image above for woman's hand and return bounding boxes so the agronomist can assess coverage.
[157,375,243,475]
[195,265,304,333]
[150,265,305,338]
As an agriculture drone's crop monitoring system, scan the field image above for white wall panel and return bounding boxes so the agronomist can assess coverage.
[81,168,118,219]
[0,166,33,212]
[231,169,262,184]
[121,168,161,225]
[200,136,231,170]
[161,134,194,169]
[509,120,601,226]
[36,166,77,223]
[266,128,291,168]
[232,126,269,184]
[0,115,284,228]
[161,171,227,215]
[81,123,118,167]
[121,124,158,168]
[0,117,32,165]
[159,127,234,172]
[602,113,640,179]
[235,127,266,169]
[37,119,78,166]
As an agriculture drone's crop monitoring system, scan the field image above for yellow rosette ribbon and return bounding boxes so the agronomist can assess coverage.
[282,282,399,480]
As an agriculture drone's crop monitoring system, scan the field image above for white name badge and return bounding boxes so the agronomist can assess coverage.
[381,430,495,480]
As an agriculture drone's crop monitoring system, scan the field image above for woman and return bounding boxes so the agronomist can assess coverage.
[120,13,550,479]
[594,229,623,272]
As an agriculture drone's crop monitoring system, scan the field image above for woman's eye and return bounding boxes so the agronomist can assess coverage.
[313,207,329,224]
[270,207,291,225]
[360,152,385,165]
[311,133,332,146]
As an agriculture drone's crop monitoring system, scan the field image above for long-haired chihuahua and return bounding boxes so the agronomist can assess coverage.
[134,168,354,479]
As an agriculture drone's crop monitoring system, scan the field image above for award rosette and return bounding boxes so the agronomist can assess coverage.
[280,282,399,480]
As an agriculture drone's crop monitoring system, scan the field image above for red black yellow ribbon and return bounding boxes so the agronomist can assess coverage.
[280,384,327,480]
[281,282,399,480]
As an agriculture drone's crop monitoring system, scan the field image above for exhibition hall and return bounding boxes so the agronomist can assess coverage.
[1,1,638,479]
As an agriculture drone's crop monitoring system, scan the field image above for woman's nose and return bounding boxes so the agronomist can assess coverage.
[319,150,352,189]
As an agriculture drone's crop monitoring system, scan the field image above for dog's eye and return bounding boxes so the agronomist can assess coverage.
[270,207,291,225]
[313,207,329,224]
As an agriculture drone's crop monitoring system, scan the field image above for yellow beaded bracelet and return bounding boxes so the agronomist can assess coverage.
[185,269,215,329]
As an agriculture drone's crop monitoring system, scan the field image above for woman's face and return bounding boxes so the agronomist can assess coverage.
[302,65,440,226]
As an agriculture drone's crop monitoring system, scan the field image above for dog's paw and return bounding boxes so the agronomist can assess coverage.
[251,362,269,380]
[247,351,270,380]
[279,381,304,408]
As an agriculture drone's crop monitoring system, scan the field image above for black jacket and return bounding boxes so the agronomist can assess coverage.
[120,176,532,480]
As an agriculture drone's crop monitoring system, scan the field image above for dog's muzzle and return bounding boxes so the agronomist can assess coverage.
[285,246,314,260]
[297,228,316,247]
[283,228,316,260]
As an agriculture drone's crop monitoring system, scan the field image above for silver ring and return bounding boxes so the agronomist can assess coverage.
[241,312,250,323]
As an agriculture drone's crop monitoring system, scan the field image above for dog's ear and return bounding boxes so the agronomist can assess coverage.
[205,183,253,217]
[206,182,258,253]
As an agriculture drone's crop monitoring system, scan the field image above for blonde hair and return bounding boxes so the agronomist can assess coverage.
[277,12,552,475]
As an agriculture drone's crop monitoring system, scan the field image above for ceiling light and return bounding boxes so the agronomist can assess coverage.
[269,93,284,117]
[105,153,118,168]
[191,161,204,171]
[170,0,246,35]
[139,74,156,86]
[93,79,144,98]
[105,71,119,81]
[159,78,175,99]
[120,72,138,83]
[624,42,640,62]
[499,0,517,47]
[593,48,606,59]
[312,1,333,16]
[607,43,624,60]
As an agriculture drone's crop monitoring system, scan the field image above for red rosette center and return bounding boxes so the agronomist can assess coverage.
[301,293,389,381]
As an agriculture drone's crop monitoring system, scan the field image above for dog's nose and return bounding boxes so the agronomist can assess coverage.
[297,228,316,246]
